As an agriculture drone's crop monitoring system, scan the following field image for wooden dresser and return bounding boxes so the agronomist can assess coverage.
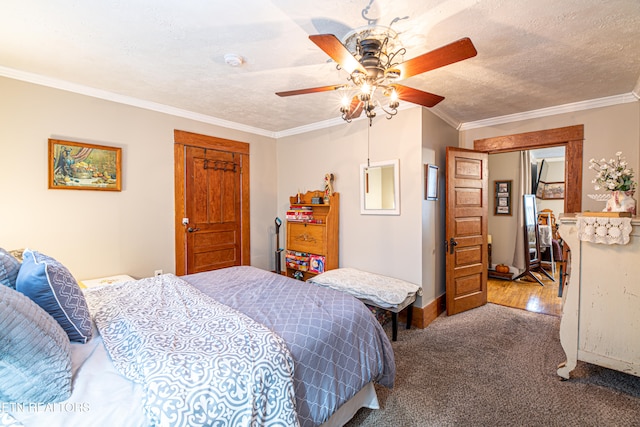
[285,191,339,281]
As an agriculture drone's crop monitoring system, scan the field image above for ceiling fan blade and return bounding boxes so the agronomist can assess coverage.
[392,84,445,108]
[396,37,477,80]
[276,84,346,97]
[345,96,363,120]
[309,34,367,75]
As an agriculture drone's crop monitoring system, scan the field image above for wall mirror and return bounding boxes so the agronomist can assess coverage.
[360,159,400,215]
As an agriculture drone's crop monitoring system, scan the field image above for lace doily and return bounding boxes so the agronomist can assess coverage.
[576,216,632,245]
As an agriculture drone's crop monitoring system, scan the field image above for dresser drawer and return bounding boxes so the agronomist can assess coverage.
[287,223,326,254]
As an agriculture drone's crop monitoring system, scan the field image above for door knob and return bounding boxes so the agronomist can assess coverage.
[449,237,458,255]
[187,227,200,233]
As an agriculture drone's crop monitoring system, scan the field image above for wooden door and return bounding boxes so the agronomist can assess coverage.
[174,130,250,276]
[445,147,489,315]
[184,146,241,273]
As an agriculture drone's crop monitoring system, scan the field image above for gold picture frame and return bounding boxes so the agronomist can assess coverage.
[48,139,122,191]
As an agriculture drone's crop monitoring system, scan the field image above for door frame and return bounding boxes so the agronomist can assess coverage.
[443,125,583,315]
[174,130,250,275]
[473,125,584,213]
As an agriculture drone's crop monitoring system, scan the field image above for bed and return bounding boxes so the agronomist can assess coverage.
[1,250,395,427]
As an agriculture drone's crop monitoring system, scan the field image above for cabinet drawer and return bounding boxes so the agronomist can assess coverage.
[287,223,326,254]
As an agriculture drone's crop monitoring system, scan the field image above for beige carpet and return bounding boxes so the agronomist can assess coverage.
[345,303,640,427]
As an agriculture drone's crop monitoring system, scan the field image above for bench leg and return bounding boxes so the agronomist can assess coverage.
[391,312,398,341]
[390,305,414,341]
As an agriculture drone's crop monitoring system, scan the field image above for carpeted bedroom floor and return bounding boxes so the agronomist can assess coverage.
[345,303,640,427]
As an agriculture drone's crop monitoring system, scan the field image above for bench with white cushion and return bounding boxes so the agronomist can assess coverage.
[308,268,421,341]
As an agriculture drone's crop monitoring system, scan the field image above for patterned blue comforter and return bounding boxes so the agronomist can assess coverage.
[183,266,395,427]
[85,274,299,427]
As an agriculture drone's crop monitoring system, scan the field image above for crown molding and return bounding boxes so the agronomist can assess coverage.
[274,116,346,138]
[3,66,637,139]
[459,93,638,131]
[633,75,640,100]
[0,66,277,138]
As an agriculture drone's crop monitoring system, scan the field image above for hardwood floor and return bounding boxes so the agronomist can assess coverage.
[487,267,563,317]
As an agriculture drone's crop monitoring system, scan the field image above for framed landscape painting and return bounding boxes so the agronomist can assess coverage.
[542,182,565,200]
[48,139,121,191]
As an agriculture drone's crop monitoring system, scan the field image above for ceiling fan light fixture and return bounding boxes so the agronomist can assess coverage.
[387,87,399,109]
[338,25,408,124]
[275,25,477,126]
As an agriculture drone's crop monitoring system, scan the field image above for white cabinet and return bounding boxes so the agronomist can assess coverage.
[557,215,640,379]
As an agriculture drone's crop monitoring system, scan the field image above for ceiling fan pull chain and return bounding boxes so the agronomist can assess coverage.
[367,119,371,167]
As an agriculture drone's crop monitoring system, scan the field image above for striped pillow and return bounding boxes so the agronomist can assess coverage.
[0,284,72,403]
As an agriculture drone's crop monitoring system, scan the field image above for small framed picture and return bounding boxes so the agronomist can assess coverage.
[494,180,512,215]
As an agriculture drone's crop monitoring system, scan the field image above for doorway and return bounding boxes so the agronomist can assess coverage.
[473,125,583,316]
[487,148,565,315]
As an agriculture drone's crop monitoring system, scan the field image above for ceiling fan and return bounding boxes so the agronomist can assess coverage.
[276,25,477,124]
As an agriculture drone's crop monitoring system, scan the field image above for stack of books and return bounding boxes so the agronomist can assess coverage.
[286,206,313,222]
[285,250,309,271]
[285,251,326,274]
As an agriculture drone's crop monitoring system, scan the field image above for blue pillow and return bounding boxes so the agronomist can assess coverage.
[16,250,93,343]
[0,283,72,403]
[0,248,21,289]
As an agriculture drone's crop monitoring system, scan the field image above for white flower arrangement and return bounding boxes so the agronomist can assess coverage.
[589,152,637,192]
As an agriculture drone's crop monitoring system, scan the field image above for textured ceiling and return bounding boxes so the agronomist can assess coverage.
[1,0,639,136]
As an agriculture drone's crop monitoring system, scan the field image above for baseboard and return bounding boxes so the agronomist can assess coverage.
[400,294,446,329]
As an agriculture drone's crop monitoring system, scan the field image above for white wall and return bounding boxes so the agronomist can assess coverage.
[277,109,423,283]
[277,108,457,307]
[460,102,640,213]
[487,151,520,267]
[420,109,459,301]
[0,77,277,280]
